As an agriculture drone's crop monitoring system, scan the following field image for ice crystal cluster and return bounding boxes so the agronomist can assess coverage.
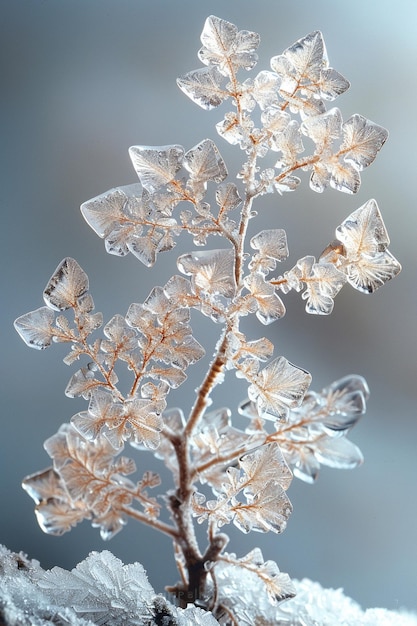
[2,546,417,626]
[12,15,406,625]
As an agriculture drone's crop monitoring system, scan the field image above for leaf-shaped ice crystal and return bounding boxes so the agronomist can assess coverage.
[300,108,361,194]
[324,159,361,194]
[109,403,158,450]
[42,424,147,538]
[273,119,304,168]
[184,139,227,186]
[341,114,388,171]
[216,111,254,149]
[43,258,89,311]
[128,282,205,377]
[71,390,124,442]
[271,372,370,483]
[232,480,292,534]
[129,145,184,194]
[272,30,325,84]
[177,66,227,110]
[344,249,401,294]
[22,467,90,536]
[314,436,363,469]
[320,374,369,432]
[14,306,56,349]
[103,222,135,258]
[239,442,293,493]
[22,467,65,504]
[149,365,187,390]
[248,356,312,420]
[82,184,180,267]
[300,109,387,194]
[290,448,321,484]
[198,15,260,76]
[125,305,153,342]
[101,314,138,361]
[81,186,130,239]
[215,181,241,234]
[271,30,349,117]
[194,442,293,535]
[282,255,316,292]
[244,273,286,324]
[65,365,107,399]
[339,199,390,253]
[247,70,282,111]
[177,249,236,297]
[163,273,194,301]
[235,336,275,364]
[216,181,242,214]
[319,67,350,101]
[192,408,230,458]
[36,496,90,537]
[145,284,176,316]
[301,262,347,315]
[335,199,402,292]
[166,334,206,369]
[250,228,289,275]
[301,107,342,152]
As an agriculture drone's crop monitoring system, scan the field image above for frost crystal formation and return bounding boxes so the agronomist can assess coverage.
[1,546,416,626]
[14,15,403,624]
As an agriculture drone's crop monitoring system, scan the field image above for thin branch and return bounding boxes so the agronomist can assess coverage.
[120,505,180,539]
[274,154,320,184]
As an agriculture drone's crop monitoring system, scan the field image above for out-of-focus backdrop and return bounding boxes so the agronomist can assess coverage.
[1,0,416,613]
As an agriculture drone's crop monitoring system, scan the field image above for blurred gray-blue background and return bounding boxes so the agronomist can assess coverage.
[1,0,416,613]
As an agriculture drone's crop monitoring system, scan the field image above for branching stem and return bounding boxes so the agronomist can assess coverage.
[120,506,180,539]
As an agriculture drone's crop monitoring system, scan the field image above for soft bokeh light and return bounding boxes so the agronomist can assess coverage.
[1,0,416,613]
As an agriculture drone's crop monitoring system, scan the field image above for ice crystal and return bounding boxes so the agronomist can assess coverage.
[193,443,292,534]
[198,15,260,75]
[274,578,417,626]
[332,198,402,292]
[246,357,312,420]
[13,15,405,624]
[43,258,89,312]
[0,546,222,626]
[2,544,416,625]
[14,306,56,349]
[177,249,236,298]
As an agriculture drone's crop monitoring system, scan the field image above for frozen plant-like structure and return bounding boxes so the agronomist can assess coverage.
[14,15,403,624]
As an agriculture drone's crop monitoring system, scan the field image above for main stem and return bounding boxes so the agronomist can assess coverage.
[168,53,260,599]
[168,331,230,605]
[168,184,257,605]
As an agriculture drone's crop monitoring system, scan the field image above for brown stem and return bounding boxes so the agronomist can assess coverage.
[167,318,234,601]
[120,505,180,539]
[167,492,205,606]
[274,154,320,184]
[165,54,263,608]
[185,331,229,439]
[234,194,254,286]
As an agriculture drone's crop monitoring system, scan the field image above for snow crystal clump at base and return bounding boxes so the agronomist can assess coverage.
[1,546,416,626]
